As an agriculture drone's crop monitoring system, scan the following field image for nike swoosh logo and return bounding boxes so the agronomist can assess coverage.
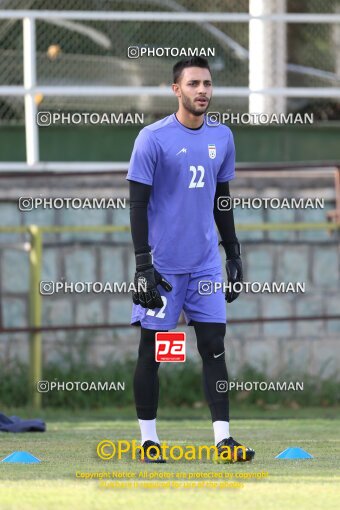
[213,351,225,358]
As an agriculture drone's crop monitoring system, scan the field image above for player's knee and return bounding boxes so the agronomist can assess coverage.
[196,323,226,360]
[137,328,159,366]
[137,345,155,364]
[198,336,225,360]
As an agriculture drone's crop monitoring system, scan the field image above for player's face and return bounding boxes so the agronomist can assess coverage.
[173,67,212,116]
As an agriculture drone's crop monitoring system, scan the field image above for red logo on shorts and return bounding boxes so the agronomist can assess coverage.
[155,332,186,362]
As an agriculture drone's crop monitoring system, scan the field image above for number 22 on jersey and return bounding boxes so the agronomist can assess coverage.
[189,165,205,188]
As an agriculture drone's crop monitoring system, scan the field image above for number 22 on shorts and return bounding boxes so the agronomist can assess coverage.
[146,296,167,318]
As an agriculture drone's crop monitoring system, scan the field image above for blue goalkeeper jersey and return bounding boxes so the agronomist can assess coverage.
[127,113,236,274]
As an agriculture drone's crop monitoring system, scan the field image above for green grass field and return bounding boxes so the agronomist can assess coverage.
[0,408,339,510]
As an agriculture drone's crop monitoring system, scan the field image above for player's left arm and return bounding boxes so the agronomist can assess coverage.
[214,128,243,303]
[213,129,243,302]
[214,181,243,303]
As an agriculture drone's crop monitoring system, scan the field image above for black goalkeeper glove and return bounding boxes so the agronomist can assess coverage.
[220,240,243,303]
[133,252,172,309]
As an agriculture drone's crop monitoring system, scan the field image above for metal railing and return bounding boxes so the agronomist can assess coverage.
[0,224,128,409]
[0,9,340,167]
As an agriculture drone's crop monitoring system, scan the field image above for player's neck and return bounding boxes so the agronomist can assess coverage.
[175,110,204,129]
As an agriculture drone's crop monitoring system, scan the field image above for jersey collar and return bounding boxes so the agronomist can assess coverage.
[172,113,207,134]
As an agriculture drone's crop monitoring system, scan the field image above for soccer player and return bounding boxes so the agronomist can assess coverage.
[127,56,255,463]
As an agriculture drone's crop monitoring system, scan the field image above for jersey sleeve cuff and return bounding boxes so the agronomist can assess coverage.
[217,173,235,183]
[126,175,153,185]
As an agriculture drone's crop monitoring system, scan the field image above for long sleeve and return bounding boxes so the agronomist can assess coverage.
[213,181,238,244]
[129,180,152,254]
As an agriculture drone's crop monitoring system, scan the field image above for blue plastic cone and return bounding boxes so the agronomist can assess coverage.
[1,451,41,463]
[275,447,313,459]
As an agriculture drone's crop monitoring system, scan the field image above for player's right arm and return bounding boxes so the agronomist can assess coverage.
[129,181,172,309]
[127,129,172,309]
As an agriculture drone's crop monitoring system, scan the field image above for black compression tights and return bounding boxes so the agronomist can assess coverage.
[133,327,163,420]
[133,323,229,422]
[193,321,229,422]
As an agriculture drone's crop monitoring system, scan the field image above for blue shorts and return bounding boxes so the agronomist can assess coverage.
[131,267,227,330]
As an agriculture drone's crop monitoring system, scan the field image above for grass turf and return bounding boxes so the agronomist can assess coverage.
[0,411,339,510]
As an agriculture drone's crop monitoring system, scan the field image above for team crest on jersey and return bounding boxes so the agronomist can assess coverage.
[208,144,216,159]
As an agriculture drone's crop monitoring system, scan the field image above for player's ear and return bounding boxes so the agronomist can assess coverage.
[172,83,181,97]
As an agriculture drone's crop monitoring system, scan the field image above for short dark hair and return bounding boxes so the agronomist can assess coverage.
[173,57,211,83]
